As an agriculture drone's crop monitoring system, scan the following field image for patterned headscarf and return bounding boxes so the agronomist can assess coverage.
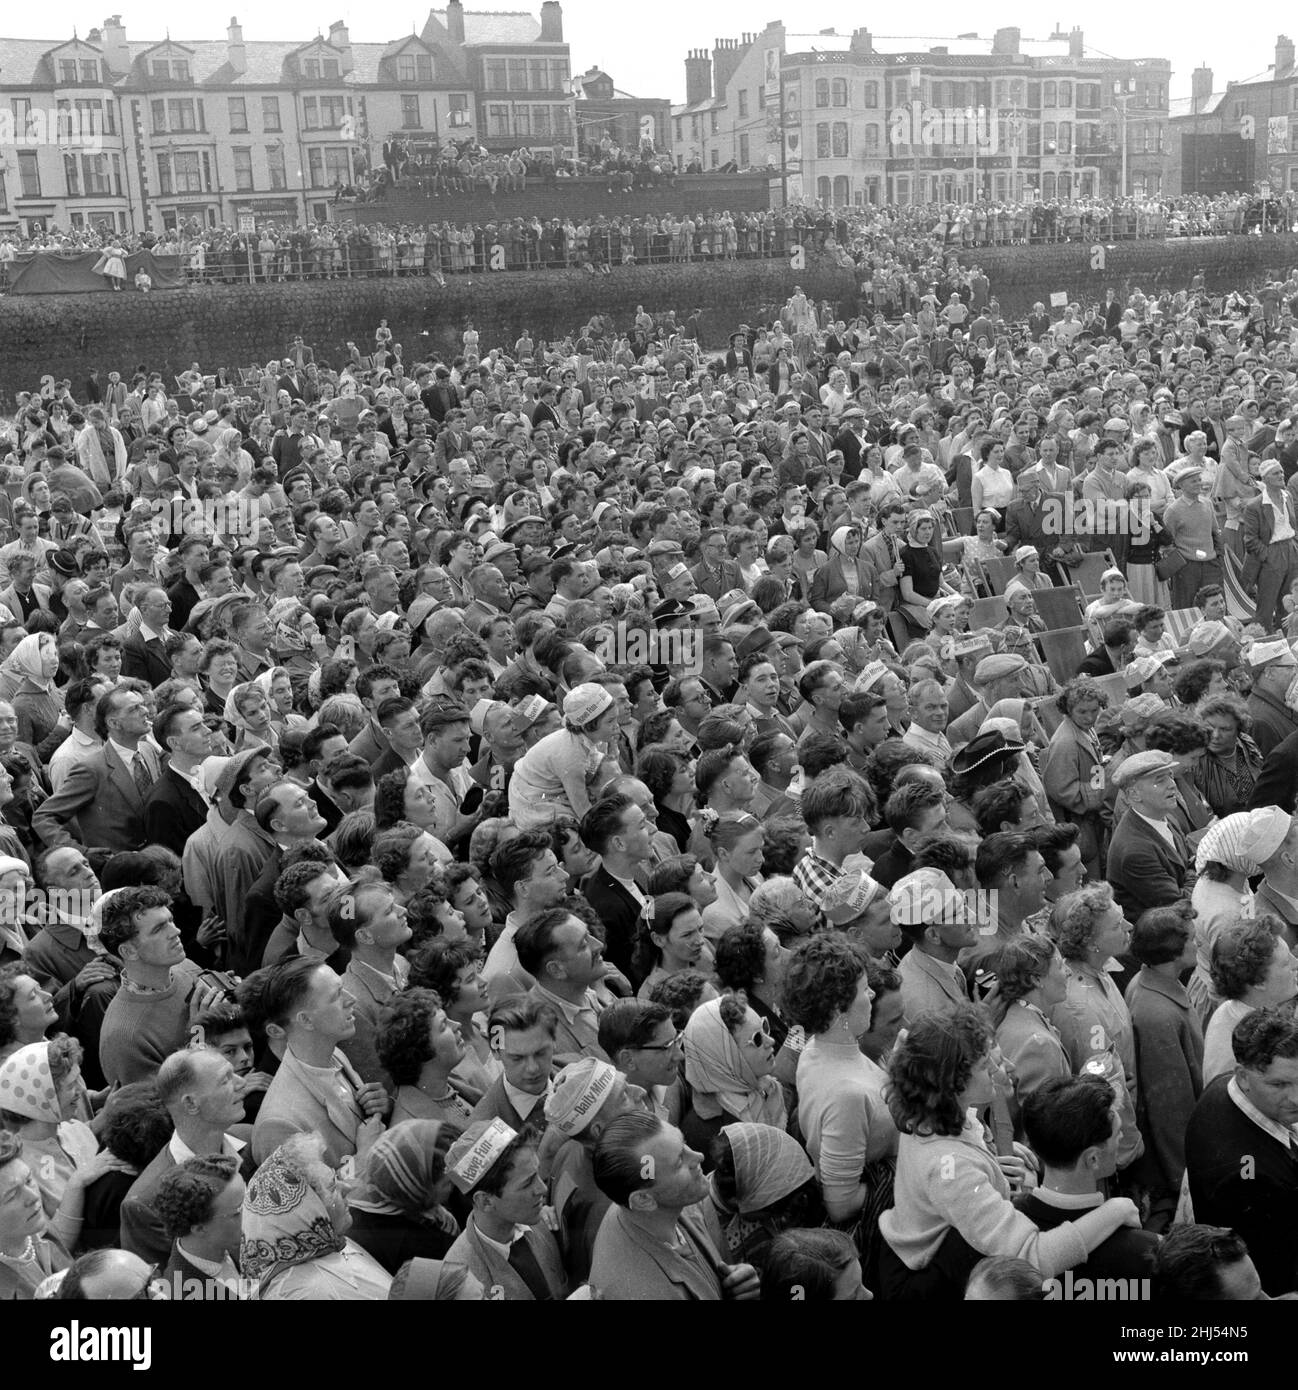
[0,633,57,693]
[0,1041,61,1123]
[682,998,786,1129]
[718,1122,813,1214]
[240,1143,346,1289]
[346,1121,451,1222]
[1195,808,1293,876]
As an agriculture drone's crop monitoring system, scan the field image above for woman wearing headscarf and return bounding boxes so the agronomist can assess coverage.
[241,1132,392,1300]
[345,1121,460,1274]
[807,524,873,616]
[705,1121,819,1271]
[212,427,254,488]
[0,634,63,747]
[0,1038,117,1235]
[680,993,786,1160]
[223,680,281,757]
[1187,809,1289,1025]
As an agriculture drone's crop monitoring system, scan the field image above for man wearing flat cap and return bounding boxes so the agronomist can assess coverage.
[945,652,1029,750]
[1106,750,1190,922]
[1162,467,1222,609]
[1242,460,1298,633]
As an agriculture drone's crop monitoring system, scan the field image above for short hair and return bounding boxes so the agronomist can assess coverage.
[761,1229,858,1303]
[1031,821,1081,876]
[713,921,769,995]
[799,731,852,780]
[1020,1074,1116,1168]
[839,691,887,735]
[370,825,423,887]
[1131,901,1195,966]
[887,1004,991,1138]
[1055,886,1119,962]
[974,831,1036,888]
[491,829,554,903]
[1210,917,1283,1000]
[1233,1007,1298,1071]
[597,998,673,1059]
[990,935,1058,1009]
[1173,659,1226,706]
[407,938,479,1001]
[190,1002,249,1047]
[258,956,329,1029]
[965,1256,1047,1301]
[1145,711,1210,757]
[912,833,975,882]
[375,987,442,1086]
[884,779,944,837]
[580,793,636,854]
[97,885,172,955]
[321,751,372,795]
[515,905,581,977]
[154,1153,241,1241]
[1153,1224,1252,1301]
[782,934,868,1036]
[592,1111,667,1207]
[487,995,559,1041]
[972,780,1034,838]
[99,1080,174,1169]
[801,768,873,835]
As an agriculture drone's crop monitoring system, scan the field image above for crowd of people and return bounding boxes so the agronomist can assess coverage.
[4,223,1298,1305]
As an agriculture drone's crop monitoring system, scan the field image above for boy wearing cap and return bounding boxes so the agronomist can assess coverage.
[444,1120,568,1300]
[891,868,977,1025]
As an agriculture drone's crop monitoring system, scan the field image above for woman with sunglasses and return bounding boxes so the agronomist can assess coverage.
[680,992,786,1164]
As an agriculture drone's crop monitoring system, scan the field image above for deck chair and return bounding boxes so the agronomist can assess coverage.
[1037,626,1090,685]
[1162,608,1203,647]
[950,507,976,536]
[1033,585,1086,630]
[1060,549,1119,598]
[980,556,1020,595]
[887,610,913,653]
[967,595,1008,629]
[1032,694,1063,737]
[1089,672,1129,709]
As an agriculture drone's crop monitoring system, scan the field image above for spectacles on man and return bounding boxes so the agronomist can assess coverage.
[637,1032,684,1053]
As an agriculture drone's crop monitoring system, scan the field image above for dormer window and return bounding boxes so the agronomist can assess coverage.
[59,60,77,84]
[397,53,433,83]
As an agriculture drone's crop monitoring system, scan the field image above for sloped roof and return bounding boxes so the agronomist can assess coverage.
[1168,92,1229,119]
[426,9,542,45]
[785,31,1076,59]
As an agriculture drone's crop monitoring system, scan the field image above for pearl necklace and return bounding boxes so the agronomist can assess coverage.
[0,1236,35,1263]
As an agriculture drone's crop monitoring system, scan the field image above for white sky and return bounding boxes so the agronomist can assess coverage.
[0,2,1283,104]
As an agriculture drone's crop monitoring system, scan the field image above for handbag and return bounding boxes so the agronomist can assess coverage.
[1154,547,1187,581]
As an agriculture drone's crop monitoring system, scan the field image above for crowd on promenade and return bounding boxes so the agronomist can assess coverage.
[2,203,1298,1304]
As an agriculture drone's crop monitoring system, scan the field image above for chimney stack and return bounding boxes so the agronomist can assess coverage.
[445,0,465,44]
[327,20,353,73]
[100,14,129,72]
[684,49,712,106]
[227,17,246,75]
[850,28,874,55]
[712,36,745,98]
[1069,26,1084,59]
[992,27,1021,55]
[539,1,563,42]
[1277,34,1295,78]
[1191,66,1214,108]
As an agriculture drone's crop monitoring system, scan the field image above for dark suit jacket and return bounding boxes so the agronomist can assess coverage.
[162,1241,248,1298]
[143,764,208,858]
[121,1142,256,1265]
[1106,809,1188,922]
[579,867,646,982]
[1249,730,1298,813]
[1241,492,1298,588]
[166,578,202,630]
[122,631,172,686]
[469,1074,548,1142]
[32,742,160,851]
[1186,1075,1298,1296]
[1003,499,1055,553]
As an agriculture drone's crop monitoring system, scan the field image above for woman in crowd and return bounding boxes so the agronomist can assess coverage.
[345,1120,459,1273]
[636,745,695,853]
[241,1132,392,1300]
[705,1121,819,1271]
[0,1129,72,1299]
[376,987,477,1132]
[1187,809,1288,1024]
[1202,916,1298,1083]
[407,938,499,1101]
[714,919,789,1051]
[699,811,765,941]
[0,966,59,1065]
[1193,694,1262,819]
[0,634,63,747]
[634,892,716,1002]
[988,935,1071,1117]
[898,511,954,632]
[879,1004,1139,1300]
[761,1227,869,1301]
[200,639,243,718]
[808,524,873,615]
[1042,678,1109,881]
[681,992,786,1159]
[508,684,620,828]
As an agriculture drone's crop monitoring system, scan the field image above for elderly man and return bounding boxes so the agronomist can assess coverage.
[945,652,1029,749]
[1242,460,1298,633]
[1106,750,1190,923]
[1245,639,1298,758]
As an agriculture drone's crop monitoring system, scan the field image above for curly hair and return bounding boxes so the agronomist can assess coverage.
[376,987,443,1086]
[1144,711,1210,757]
[1056,676,1108,718]
[986,936,1058,1028]
[1196,693,1252,735]
[782,935,869,1036]
[1210,916,1284,1001]
[100,1080,174,1169]
[647,970,710,1032]
[1055,886,1118,963]
[636,746,687,802]
[408,939,479,1002]
[374,767,416,830]
[760,818,810,878]
[714,921,770,995]
[886,1004,992,1138]
[97,885,172,956]
[154,1153,241,1242]
[1131,901,1196,967]
[45,1032,83,1087]
[371,823,422,884]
